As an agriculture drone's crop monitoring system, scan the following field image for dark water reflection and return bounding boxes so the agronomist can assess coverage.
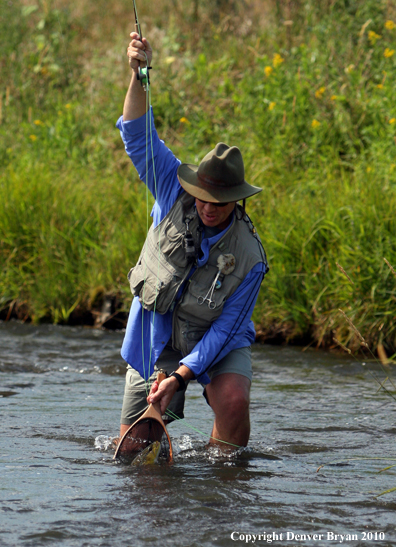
[1,321,395,547]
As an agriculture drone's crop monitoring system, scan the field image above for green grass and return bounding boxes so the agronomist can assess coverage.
[1,0,396,357]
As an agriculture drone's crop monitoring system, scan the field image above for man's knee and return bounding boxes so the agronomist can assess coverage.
[222,390,249,421]
[206,374,250,420]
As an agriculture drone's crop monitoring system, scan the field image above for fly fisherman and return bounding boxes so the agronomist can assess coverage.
[117,32,269,449]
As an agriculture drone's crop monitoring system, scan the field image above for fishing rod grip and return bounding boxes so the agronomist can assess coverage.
[134,22,147,77]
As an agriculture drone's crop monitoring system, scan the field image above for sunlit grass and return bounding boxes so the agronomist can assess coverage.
[0,0,395,355]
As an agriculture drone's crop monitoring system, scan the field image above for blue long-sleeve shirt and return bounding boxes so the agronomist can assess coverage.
[117,109,267,384]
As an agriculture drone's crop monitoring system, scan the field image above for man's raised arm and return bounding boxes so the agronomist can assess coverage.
[123,32,153,121]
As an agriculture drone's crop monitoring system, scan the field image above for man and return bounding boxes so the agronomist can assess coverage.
[117,32,268,449]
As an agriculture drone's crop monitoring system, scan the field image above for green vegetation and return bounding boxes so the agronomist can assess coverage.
[1,0,396,356]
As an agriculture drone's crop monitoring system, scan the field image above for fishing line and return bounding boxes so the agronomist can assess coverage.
[141,53,160,398]
[147,80,162,394]
[137,41,163,399]
[141,69,150,395]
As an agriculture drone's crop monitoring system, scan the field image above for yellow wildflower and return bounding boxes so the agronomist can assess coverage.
[315,86,326,99]
[377,83,384,89]
[34,119,44,126]
[29,135,37,141]
[366,166,372,173]
[268,102,276,111]
[273,53,284,68]
[311,119,321,129]
[264,66,273,77]
[331,95,338,100]
[384,48,395,57]
[368,30,381,45]
[65,103,71,109]
[385,20,395,30]
[180,117,190,124]
[389,118,396,124]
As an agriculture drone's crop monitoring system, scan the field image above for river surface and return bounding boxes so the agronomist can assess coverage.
[1,320,395,547]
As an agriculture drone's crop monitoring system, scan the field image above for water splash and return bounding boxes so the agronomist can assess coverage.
[94,435,117,451]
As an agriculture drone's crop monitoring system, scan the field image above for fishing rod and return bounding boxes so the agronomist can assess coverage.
[132,0,151,90]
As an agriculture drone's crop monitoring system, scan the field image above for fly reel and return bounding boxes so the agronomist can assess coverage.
[137,65,151,89]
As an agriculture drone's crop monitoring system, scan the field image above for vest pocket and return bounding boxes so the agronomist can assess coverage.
[159,225,184,257]
[128,260,184,314]
[173,315,208,356]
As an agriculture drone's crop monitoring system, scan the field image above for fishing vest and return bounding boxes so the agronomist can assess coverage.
[128,192,267,356]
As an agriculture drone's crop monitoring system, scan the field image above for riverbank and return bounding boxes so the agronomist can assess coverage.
[1,0,396,356]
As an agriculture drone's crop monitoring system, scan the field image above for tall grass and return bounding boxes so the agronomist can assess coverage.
[0,0,395,355]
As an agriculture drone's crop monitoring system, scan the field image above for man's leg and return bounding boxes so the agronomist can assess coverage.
[205,372,251,448]
[120,422,132,438]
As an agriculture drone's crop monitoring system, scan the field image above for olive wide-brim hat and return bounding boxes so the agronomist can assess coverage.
[177,142,262,203]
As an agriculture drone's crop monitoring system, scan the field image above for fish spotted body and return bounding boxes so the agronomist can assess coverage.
[131,441,161,466]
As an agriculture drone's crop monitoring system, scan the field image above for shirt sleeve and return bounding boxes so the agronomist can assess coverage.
[116,109,183,223]
[180,262,267,384]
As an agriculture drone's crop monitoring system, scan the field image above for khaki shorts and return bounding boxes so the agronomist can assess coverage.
[120,345,252,425]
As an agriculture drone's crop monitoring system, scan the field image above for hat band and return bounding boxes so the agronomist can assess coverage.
[197,173,244,188]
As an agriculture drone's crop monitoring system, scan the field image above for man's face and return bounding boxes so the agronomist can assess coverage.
[195,199,236,231]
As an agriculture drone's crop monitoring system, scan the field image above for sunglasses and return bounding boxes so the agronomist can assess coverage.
[196,199,230,208]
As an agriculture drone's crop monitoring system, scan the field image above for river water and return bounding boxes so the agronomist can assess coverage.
[1,320,395,547]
